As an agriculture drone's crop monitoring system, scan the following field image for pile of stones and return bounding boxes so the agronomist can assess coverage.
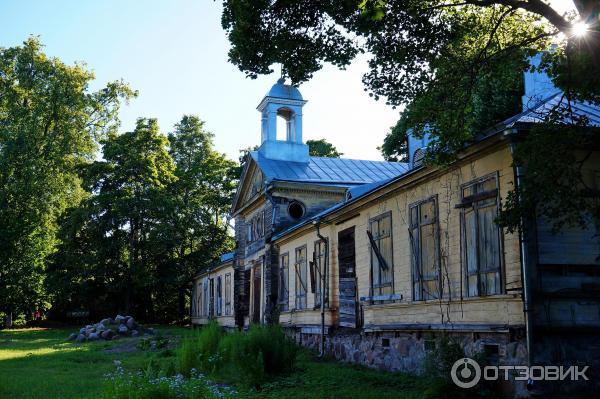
[67,315,153,342]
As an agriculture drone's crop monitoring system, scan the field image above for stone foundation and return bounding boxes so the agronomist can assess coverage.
[286,327,529,397]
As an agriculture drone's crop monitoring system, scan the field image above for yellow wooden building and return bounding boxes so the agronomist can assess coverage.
[191,252,235,329]
[191,70,600,396]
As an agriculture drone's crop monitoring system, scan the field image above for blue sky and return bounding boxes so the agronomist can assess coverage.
[1,0,575,161]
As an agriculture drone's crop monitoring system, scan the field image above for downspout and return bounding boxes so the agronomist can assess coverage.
[314,217,328,358]
[505,129,534,369]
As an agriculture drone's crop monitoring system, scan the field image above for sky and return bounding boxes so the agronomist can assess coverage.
[1,0,576,162]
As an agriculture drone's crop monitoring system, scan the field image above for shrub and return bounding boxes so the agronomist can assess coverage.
[178,322,223,376]
[422,335,498,399]
[217,324,297,387]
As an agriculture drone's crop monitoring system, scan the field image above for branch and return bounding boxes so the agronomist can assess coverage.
[463,0,573,33]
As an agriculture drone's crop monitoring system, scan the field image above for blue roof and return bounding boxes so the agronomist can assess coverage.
[266,80,303,101]
[505,92,600,127]
[251,152,408,186]
[346,177,395,200]
[219,252,234,263]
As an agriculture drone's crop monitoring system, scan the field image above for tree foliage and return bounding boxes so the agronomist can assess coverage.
[0,38,134,326]
[48,117,237,321]
[222,0,600,233]
[307,138,343,157]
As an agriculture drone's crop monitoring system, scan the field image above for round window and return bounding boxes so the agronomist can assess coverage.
[288,201,305,220]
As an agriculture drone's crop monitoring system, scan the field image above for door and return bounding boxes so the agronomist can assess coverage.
[252,261,262,324]
[338,227,358,328]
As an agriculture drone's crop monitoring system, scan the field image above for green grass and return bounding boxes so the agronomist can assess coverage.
[0,326,185,399]
[236,351,428,399]
[0,327,429,399]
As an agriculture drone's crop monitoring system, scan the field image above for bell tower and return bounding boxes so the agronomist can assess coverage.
[257,78,309,163]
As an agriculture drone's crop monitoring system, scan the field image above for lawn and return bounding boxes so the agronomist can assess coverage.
[0,326,183,399]
[0,326,428,399]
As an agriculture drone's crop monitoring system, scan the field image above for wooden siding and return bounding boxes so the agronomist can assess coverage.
[275,143,525,330]
[191,261,236,328]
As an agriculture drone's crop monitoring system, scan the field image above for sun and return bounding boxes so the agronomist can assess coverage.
[572,21,589,37]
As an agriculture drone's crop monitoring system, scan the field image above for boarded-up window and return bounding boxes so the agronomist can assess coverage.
[216,276,222,316]
[247,210,265,244]
[369,212,394,295]
[295,245,308,309]
[224,273,232,315]
[410,197,440,300]
[313,239,328,307]
[460,174,502,297]
[191,282,198,317]
[202,279,209,317]
[279,253,289,311]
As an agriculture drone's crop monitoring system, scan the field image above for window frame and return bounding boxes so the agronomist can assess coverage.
[278,252,290,311]
[216,275,222,316]
[409,196,441,301]
[368,211,394,297]
[224,273,232,316]
[313,239,328,308]
[459,172,505,297]
[294,245,308,310]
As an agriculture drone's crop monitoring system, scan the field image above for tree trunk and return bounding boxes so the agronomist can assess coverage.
[4,312,12,329]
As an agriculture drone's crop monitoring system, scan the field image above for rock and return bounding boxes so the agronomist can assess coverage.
[112,334,120,340]
[101,329,114,340]
[75,334,86,343]
[79,327,86,334]
[67,333,78,341]
[99,318,111,326]
[130,330,139,337]
[96,322,106,331]
[145,327,155,335]
[88,332,99,341]
[126,317,136,329]
[115,315,126,323]
[118,324,128,334]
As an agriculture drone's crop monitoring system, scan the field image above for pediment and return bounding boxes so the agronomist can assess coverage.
[231,156,265,215]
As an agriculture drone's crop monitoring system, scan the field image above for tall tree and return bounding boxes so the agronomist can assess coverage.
[156,116,236,320]
[81,118,176,319]
[0,38,134,327]
[307,139,343,157]
[48,116,237,322]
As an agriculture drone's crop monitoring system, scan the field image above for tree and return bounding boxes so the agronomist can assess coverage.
[158,115,237,320]
[221,0,600,232]
[307,139,343,157]
[48,116,237,322]
[0,38,134,327]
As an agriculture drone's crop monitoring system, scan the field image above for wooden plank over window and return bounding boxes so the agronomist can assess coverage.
[278,253,289,311]
[369,212,394,297]
[294,245,308,309]
[460,173,503,297]
[410,196,441,301]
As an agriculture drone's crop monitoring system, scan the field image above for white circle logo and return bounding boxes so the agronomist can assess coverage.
[451,358,481,388]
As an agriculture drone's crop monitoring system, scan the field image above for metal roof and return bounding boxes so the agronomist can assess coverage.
[251,152,408,186]
[266,79,303,101]
[220,252,234,263]
[272,93,600,243]
[505,92,600,127]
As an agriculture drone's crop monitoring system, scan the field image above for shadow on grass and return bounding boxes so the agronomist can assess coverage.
[0,327,184,399]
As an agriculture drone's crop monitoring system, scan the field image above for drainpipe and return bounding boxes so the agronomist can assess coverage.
[505,129,534,369]
[314,217,328,358]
